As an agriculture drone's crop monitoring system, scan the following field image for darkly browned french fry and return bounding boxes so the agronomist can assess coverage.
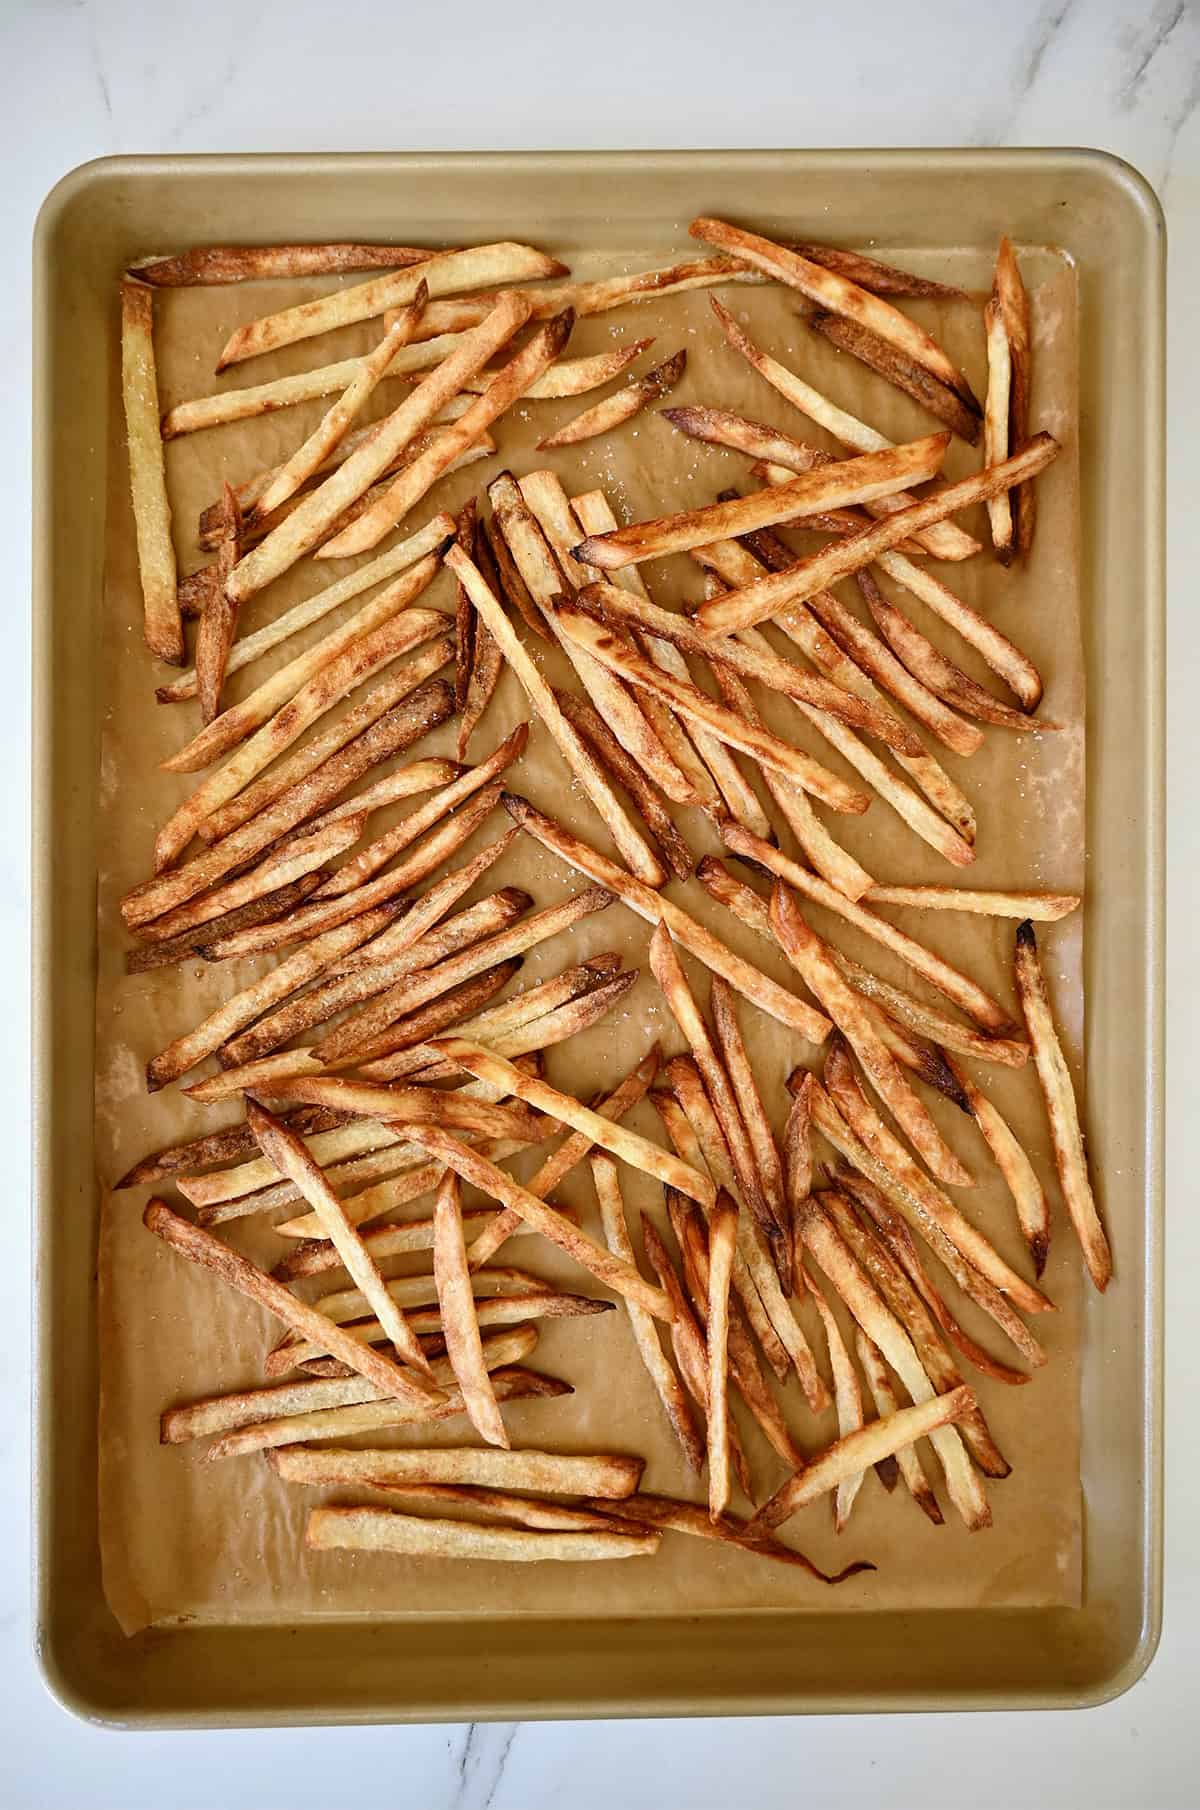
[273,1443,640,1496]
[133,815,362,945]
[121,279,181,663]
[705,1190,739,1519]
[1014,921,1112,1291]
[804,311,982,442]
[555,689,694,881]
[583,1492,874,1580]
[824,945,1030,1069]
[458,515,505,758]
[852,1330,943,1524]
[994,236,1036,557]
[433,1169,509,1447]
[453,498,477,710]
[483,510,549,641]
[710,977,789,1280]
[133,242,435,285]
[804,1265,866,1530]
[537,349,686,448]
[125,875,328,973]
[593,1156,705,1474]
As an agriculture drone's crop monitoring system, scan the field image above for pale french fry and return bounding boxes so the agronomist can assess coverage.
[537,349,686,448]
[705,1190,739,1519]
[467,1048,660,1269]
[314,723,528,899]
[804,310,982,442]
[555,689,694,882]
[246,1102,430,1374]
[162,344,467,439]
[994,237,1036,557]
[224,293,532,603]
[1014,921,1111,1290]
[592,1155,705,1474]
[503,791,830,1043]
[770,888,973,1189]
[320,310,574,557]
[943,1052,1051,1275]
[120,279,182,664]
[695,437,1060,634]
[866,885,1077,919]
[142,1199,441,1406]
[853,1329,942,1523]
[804,1266,866,1531]
[144,900,404,1091]
[134,815,362,944]
[710,978,789,1275]
[266,1264,542,1339]
[274,1443,640,1495]
[274,1141,523,1243]
[306,1506,656,1562]
[194,482,242,721]
[983,297,1014,559]
[575,434,950,570]
[268,1290,612,1376]
[366,1485,635,1532]
[433,1171,509,1446]
[691,218,978,408]
[445,544,667,887]
[716,824,1013,1032]
[216,242,565,367]
[134,242,435,285]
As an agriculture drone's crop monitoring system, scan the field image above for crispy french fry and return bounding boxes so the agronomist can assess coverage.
[696,437,1060,634]
[994,237,1036,557]
[804,1265,866,1531]
[134,242,435,285]
[710,978,789,1275]
[770,889,973,1188]
[804,310,982,442]
[269,1264,546,1328]
[274,1443,640,1495]
[194,482,242,721]
[555,688,694,882]
[124,874,329,972]
[537,349,686,448]
[483,510,548,641]
[216,242,564,368]
[822,945,1029,1069]
[691,218,977,409]
[705,1190,739,1519]
[581,1492,874,1580]
[433,1170,509,1446]
[1014,921,1111,1290]
[468,338,655,398]
[853,1329,942,1521]
[983,297,1014,559]
[943,1052,1051,1275]
[329,880,526,980]
[305,1506,656,1562]
[454,499,478,711]
[121,280,181,663]
[866,885,1077,919]
[113,1105,342,1192]
[788,242,965,301]
[457,517,505,758]
[783,1071,814,1244]
[576,434,949,570]
[133,815,362,945]
[142,1199,440,1406]
[593,1155,705,1474]
[275,1203,555,1283]
[365,1485,635,1532]
[162,344,469,439]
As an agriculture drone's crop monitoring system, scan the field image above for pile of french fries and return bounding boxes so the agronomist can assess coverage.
[114,220,1110,1579]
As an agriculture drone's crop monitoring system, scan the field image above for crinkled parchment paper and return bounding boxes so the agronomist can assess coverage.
[97,247,1083,1635]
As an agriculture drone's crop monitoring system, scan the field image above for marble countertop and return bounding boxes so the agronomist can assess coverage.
[3,1,1195,1804]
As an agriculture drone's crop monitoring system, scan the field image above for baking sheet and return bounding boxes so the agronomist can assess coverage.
[96,246,1083,1637]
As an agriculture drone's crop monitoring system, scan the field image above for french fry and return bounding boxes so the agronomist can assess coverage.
[403,255,768,335]
[194,482,242,722]
[943,1052,1051,1275]
[983,298,1014,560]
[311,885,614,1068]
[555,689,694,881]
[704,302,979,559]
[445,543,667,886]
[580,1492,874,1581]
[246,1102,431,1374]
[272,1141,525,1244]
[483,510,549,641]
[453,499,478,711]
[592,1155,705,1474]
[305,1506,656,1562]
[788,242,966,301]
[162,343,468,439]
[266,1266,557,1353]
[467,1048,660,1269]
[770,890,973,1188]
[575,434,949,570]
[695,437,1060,634]
[823,945,1029,1069]
[433,1170,509,1446]
[125,874,329,973]
[994,237,1036,557]
[133,815,362,945]
[866,885,1078,919]
[553,603,870,815]
[457,517,505,758]
[133,242,435,285]
[215,242,565,367]
[690,218,978,410]
[320,310,575,557]
[705,1190,739,1519]
[804,1265,866,1530]
[248,1079,545,1147]
[142,1198,441,1406]
[537,348,686,449]
[223,293,532,603]
[716,825,1013,1032]
[364,1485,636,1533]
[1014,921,1111,1290]
[804,311,982,442]
[313,722,527,897]
[275,1204,556,1283]
[329,880,526,979]
[120,279,181,663]
[710,978,789,1276]
[113,1105,342,1192]
[853,1330,942,1523]
[269,1287,611,1375]
[470,338,655,398]
[274,1443,640,1495]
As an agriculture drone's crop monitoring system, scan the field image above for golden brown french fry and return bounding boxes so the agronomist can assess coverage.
[786,242,965,300]
[853,1329,942,1522]
[994,236,1036,557]
[866,885,1078,919]
[453,498,479,711]
[1014,921,1111,1290]
[717,824,1013,1032]
[576,435,950,570]
[142,1198,441,1406]
[592,1155,706,1474]
[313,722,527,898]
[783,1072,814,1247]
[474,338,655,398]
[804,1265,866,1531]
[804,310,982,441]
[555,688,694,882]
[467,1048,660,1270]
[305,1506,656,1562]
[457,517,505,758]
[320,309,575,557]
[275,1205,554,1283]
[329,879,526,982]
[821,944,1029,1069]
[133,815,362,946]
[274,1444,640,1495]
[705,1190,739,1519]
[696,437,1060,634]
[162,344,468,438]
[446,545,667,887]
[125,876,331,973]
[942,1052,1051,1275]
[263,1280,613,1364]
[710,977,789,1273]
[134,242,435,285]
[401,255,767,336]
[691,217,977,409]
[433,1170,509,1446]
[483,510,549,641]
[194,482,242,722]
[364,1485,636,1532]
[121,279,181,663]
[216,242,564,367]
[983,297,1014,560]
[770,888,973,1188]
[245,1102,431,1374]
[502,793,830,1042]
[224,293,531,603]
[537,349,686,448]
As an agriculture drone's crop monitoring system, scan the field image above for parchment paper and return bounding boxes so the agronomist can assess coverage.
[97,246,1084,1636]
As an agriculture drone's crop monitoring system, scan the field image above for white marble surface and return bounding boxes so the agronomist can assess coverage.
[3,1,1196,1803]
